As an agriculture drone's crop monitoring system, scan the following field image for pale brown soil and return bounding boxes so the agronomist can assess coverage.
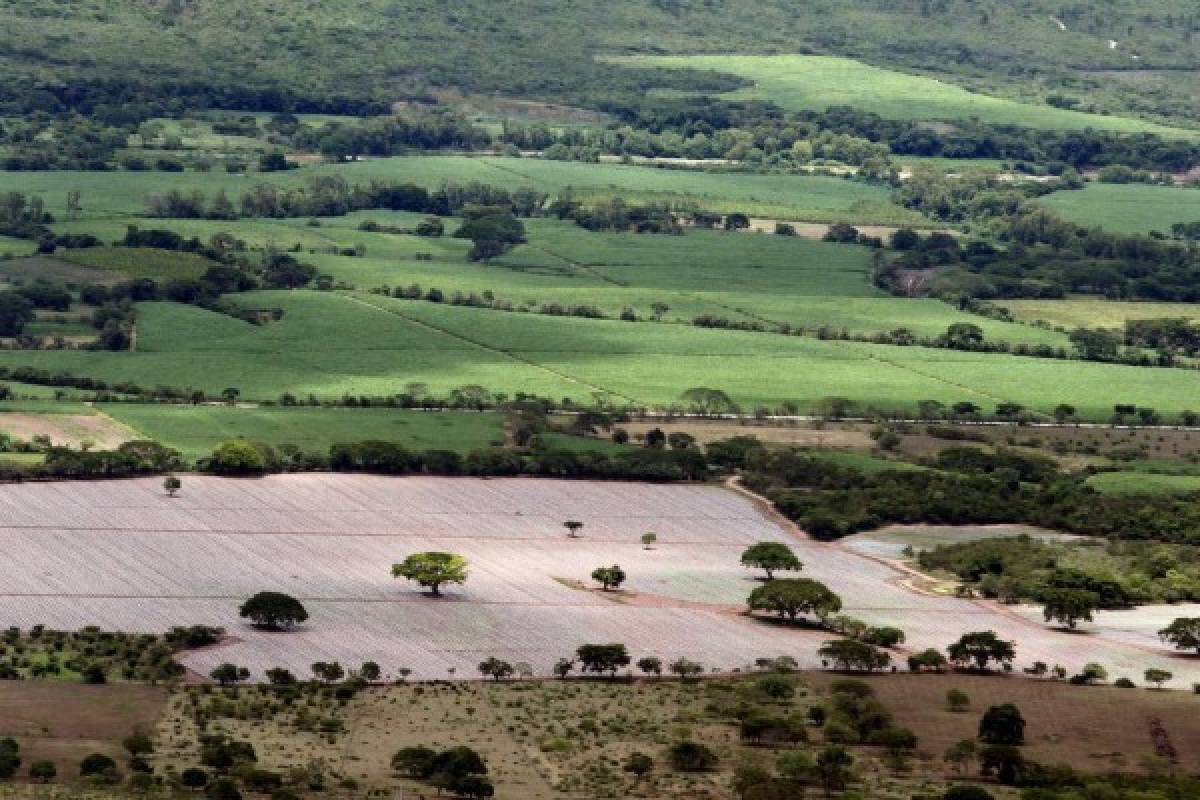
[0,682,167,781]
[806,671,1200,774]
[0,411,139,449]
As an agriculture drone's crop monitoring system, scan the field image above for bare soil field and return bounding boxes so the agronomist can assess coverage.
[0,475,1192,689]
[0,411,138,449]
[806,672,1200,773]
[0,682,166,779]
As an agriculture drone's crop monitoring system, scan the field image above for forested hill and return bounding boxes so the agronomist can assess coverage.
[0,0,1198,123]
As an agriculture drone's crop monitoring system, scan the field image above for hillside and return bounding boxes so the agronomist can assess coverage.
[1,0,1198,127]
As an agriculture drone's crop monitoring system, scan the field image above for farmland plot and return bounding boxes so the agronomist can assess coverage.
[0,475,1191,685]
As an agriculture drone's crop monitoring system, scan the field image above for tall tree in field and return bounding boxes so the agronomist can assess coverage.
[1041,588,1098,630]
[747,578,841,623]
[947,631,1015,672]
[576,643,630,676]
[591,564,626,591]
[563,520,584,538]
[1158,617,1200,653]
[392,552,468,597]
[740,542,803,580]
[239,592,308,630]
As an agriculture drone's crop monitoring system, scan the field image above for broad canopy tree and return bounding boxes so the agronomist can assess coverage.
[747,578,841,623]
[393,552,468,596]
[238,591,308,630]
[1159,617,1200,653]
[1041,588,1099,630]
[740,542,803,580]
[947,631,1016,672]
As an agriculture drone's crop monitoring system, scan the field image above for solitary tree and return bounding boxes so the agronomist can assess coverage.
[209,663,250,686]
[816,745,854,795]
[591,564,626,591]
[29,761,56,783]
[477,657,514,681]
[942,739,978,775]
[740,542,803,580]
[979,703,1025,745]
[163,476,181,497]
[392,552,468,596]
[623,752,653,781]
[641,532,657,549]
[636,656,662,677]
[680,387,736,416]
[947,631,1016,672]
[817,639,890,672]
[563,520,584,538]
[1041,588,1099,630]
[946,688,970,712]
[1144,668,1173,689]
[1158,617,1200,653]
[239,592,308,630]
[576,643,630,676]
[748,578,841,623]
[669,658,704,680]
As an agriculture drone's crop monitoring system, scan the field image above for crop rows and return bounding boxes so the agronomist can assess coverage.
[0,476,1193,683]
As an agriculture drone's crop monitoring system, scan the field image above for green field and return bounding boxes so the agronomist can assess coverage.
[104,405,506,462]
[1085,471,1200,495]
[0,156,926,227]
[0,292,1189,420]
[1004,297,1200,329]
[620,55,1198,136]
[1037,183,1200,235]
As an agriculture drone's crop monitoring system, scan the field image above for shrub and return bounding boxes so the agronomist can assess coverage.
[208,441,266,475]
[667,740,717,772]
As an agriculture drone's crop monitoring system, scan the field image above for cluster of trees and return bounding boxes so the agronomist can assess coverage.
[889,173,1200,302]
[915,534,1200,609]
[611,97,1200,173]
[206,438,710,482]
[392,745,492,798]
[747,446,1200,545]
[550,196,684,234]
[293,109,490,159]
[150,178,547,223]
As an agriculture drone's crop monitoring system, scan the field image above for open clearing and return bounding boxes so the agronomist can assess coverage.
[0,475,1194,687]
[0,682,166,778]
[1036,182,1200,235]
[0,410,138,450]
[619,55,1197,135]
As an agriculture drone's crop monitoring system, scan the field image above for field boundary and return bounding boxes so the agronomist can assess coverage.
[341,292,643,403]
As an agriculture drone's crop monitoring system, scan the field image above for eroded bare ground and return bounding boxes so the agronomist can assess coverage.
[0,411,139,449]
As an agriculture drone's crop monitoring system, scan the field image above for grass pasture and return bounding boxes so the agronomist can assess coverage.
[620,54,1198,136]
[0,156,928,226]
[105,405,506,462]
[0,290,1189,418]
[1004,296,1200,329]
[1037,183,1200,234]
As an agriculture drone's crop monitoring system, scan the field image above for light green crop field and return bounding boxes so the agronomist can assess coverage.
[235,216,1067,346]
[1004,297,1200,329]
[1036,183,1200,234]
[1084,471,1200,495]
[0,235,35,257]
[0,288,1191,420]
[104,405,506,462]
[619,55,1198,137]
[0,156,926,226]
